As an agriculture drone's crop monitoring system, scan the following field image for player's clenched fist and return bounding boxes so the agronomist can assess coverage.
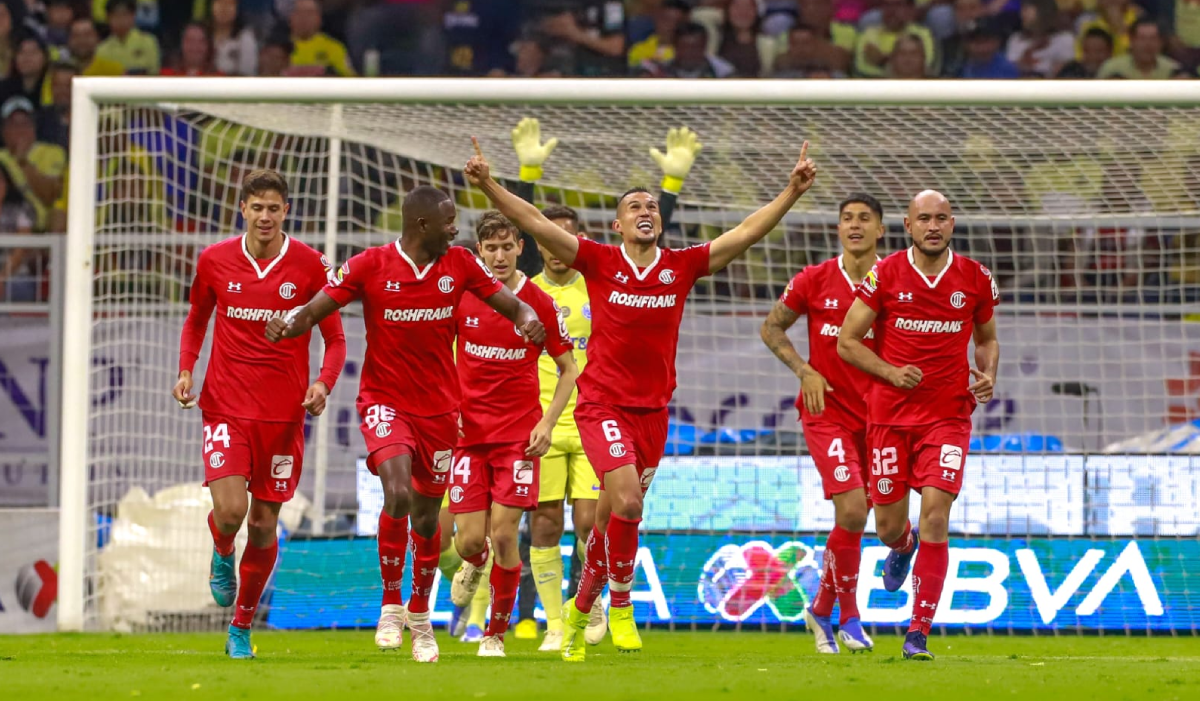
[172,370,196,409]
[968,367,994,404]
[888,364,923,389]
[264,316,289,342]
[302,381,329,416]
[519,318,546,345]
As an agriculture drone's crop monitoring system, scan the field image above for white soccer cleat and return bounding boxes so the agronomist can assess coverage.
[538,629,563,652]
[477,635,506,657]
[451,549,488,607]
[584,598,607,645]
[804,606,840,655]
[406,610,440,663]
[375,604,405,650]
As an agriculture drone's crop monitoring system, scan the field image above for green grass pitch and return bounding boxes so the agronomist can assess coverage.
[2,630,1197,700]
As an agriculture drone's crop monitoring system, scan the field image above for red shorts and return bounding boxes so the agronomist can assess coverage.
[201,414,304,503]
[802,419,869,500]
[357,400,458,499]
[866,418,972,505]
[575,401,669,493]
[448,442,539,513]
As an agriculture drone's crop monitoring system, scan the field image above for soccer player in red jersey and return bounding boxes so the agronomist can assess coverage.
[465,138,817,662]
[265,186,545,663]
[838,190,1000,661]
[172,169,347,660]
[448,211,578,657]
[760,193,885,655]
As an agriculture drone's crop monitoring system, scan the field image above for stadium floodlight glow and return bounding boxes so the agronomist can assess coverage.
[61,78,1200,633]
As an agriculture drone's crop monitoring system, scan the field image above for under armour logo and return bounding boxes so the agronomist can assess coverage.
[942,469,956,481]
[613,560,634,569]
[494,612,511,622]
[274,481,288,491]
[420,567,438,577]
[385,281,401,291]
[898,292,913,302]
[465,316,479,327]
[824,298,838,308]
[381,556,402,566]
[615,272,629,284]
[919,601,937,610]
[227,282,241,292]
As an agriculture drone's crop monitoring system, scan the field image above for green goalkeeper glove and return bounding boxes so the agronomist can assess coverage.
[511,117,559,182]
[649,126,703,195]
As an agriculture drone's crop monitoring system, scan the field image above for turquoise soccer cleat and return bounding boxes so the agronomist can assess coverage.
[225,625,255,660]
[209,548,236,607]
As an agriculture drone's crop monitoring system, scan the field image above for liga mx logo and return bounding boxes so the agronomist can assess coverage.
[698,541,819,622]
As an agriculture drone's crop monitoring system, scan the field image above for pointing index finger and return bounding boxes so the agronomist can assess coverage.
[471,136,484,159]
[799,140,809,163]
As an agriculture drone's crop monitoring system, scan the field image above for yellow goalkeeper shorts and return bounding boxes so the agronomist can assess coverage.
[539,433,599,502]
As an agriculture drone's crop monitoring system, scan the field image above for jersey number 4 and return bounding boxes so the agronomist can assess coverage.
[451,456,471,485]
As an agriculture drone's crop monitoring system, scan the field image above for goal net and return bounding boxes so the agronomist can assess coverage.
[61,79,1200,634]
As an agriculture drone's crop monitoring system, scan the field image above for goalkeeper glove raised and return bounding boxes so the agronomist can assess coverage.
[649,126,703,195]
[511,117,559,182]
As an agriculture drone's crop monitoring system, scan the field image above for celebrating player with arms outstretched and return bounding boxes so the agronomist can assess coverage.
[760,193,884,654]
[448,211,578,657]
[265,186,545,663]
[173,169,346,660]
[465,137,816,662]
[838,190,1000,661]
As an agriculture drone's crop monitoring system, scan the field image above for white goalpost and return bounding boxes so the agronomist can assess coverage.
[60,78,1200,633]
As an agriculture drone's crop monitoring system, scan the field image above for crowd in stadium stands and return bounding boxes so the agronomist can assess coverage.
[0,0,1196,303]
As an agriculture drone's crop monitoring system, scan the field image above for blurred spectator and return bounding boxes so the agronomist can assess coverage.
[442,0,519,76]
[208,0,258,76]
[256,29,292,76]
[1056,25,1112,77]
[68,16,124,75]
[1076,0,1139,58]
[959,19,1020,77]
[888,31,931,77]
[289,0,355,76]
[535,0,627,76]
[1169,0,1200,71]
[860,1,957,42]
[770,23,850,77]
[36,60,74,150]
[717,0,775,76]
[346,0,445,76]
[0,95,65,231]
[163,22,222,76]
[627,0,687,68]
[801,0,859,56]
[1097,19,1182,78]
[90,0,160,33]
[1006,0,1074,76]
[0,3,13,78]
[0,162,38,302]
[96,0,161,74]
[854,0,938,77]
[44,0,76,56]
[642,21,734,77]
[488,36,562,78]
[942,0,987,76]
[1,33,49,106]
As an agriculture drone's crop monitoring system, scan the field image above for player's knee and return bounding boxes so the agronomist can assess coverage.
[245,513,278,546]
[381,484,411,518]
[213,502,247,531]
[490,529,518,561]
[920,511,950,540]
[409,508,438,538]
[875,516,907,544]
[610,488,643,521]
[531,509,564,546]
[838,504,869,532]
[456,529,487,559]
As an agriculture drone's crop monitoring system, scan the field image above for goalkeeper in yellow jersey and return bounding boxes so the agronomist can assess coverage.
[507,118,703,652]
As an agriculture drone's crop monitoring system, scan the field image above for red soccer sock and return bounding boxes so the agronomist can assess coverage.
[908,540,949,635]
[573,526,608,613]
[885,520,915,554]
[461,538,489,568]
[378,512,409,607]
[407,525,441,614]
[605,514,640,609]
[485,562,522,639]
[811,547,838,618]
[826,526,864,624]
[231,539,277,629]
[208,510,236,557]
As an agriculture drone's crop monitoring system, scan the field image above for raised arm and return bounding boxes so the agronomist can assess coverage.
[266,290,342,342]
[650,126,703,238]
[465,138,580,266]
[482,286,546,346]
[511,118,559,274]
[760,301,832,415]
[837,299,921,389]
[969,317,999,404]
[708,142,816,273]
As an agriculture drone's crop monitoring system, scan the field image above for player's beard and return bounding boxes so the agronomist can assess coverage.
[914,237,950,259]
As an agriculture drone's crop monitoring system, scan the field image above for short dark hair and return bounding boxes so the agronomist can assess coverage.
[616,187,653,212]
[241,169,289,201]
[675,22,708,43]
[106,0,136,14]
[475,210,518,243]
[1129,18,1161,38]
[838,193,884,221]
[541,204,578,225]
[401,185,451,224]
[1082,27,1114,49]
